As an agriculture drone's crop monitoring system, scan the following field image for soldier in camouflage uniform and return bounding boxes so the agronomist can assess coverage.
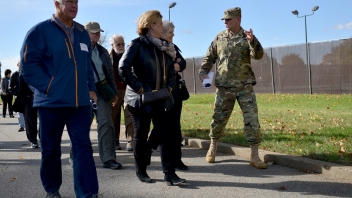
[199,7,266,169]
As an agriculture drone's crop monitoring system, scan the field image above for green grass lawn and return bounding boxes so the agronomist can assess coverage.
[181,93,352,166]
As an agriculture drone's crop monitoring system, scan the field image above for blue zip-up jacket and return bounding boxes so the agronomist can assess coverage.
[20,17,97,108]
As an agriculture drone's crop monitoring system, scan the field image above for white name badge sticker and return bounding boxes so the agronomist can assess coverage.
[80,43,89,52]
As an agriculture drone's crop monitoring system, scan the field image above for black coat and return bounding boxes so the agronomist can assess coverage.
[172,44,187,100]
[95,44,118,95]
[119,36,176,108]
[9,71,20,96]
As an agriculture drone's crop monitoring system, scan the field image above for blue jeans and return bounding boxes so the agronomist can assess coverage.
[17,112,25,128]
[38,106,99,198]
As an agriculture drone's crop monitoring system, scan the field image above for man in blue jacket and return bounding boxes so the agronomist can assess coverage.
[20,0,99,197]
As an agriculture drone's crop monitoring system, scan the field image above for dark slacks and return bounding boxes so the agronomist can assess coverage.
[168,98,183,164]
[128,102,175,174]
[148,98,183,165]
[37,106,98,197]
[24,96,38,144]
[1,94,13,117]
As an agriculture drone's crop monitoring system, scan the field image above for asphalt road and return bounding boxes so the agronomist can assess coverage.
[0,116,351,198]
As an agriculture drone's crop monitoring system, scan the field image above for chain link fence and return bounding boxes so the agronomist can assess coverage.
[182,38,352,94]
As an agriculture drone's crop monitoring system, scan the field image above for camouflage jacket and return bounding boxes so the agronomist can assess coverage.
[199,28,263,87]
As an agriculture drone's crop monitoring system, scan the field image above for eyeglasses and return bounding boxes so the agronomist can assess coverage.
[114,43,125,47]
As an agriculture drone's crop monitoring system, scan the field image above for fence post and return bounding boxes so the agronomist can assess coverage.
[270,47,275,94]
[192,57,196,94]
[308,42,312,94]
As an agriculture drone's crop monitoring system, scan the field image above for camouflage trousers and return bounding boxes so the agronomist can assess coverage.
[209,84,262,145]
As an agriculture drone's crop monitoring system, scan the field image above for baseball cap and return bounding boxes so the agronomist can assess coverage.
[84,21,104,33]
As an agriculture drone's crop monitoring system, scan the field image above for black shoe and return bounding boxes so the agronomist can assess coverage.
[46,191,61,198]
[31,143,39,149]
[136,171,152,183]
[103,160,122,170]
[10,115,14,118]
[115,144,122,150]
[18,127,25,132]
[176,161,189,170]
[164,172,186,186]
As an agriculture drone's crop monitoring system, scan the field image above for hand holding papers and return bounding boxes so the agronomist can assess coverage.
[202,72,214,88]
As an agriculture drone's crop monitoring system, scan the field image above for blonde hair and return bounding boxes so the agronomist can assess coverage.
[137,10,162,36]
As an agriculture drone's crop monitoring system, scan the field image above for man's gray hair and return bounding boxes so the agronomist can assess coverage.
[162,20,175,34]
[109,34,124,45]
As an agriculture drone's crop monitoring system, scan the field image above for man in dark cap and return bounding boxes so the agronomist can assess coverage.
[199,7,267,169]
[84,21,122,170]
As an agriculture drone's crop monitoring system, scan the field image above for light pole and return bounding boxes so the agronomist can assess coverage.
[292,6,319,94]
[168,2,176,21]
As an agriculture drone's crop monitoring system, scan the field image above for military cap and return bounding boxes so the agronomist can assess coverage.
[221,7,241,20]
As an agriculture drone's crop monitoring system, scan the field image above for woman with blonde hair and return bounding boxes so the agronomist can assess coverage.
[119,10,186,186]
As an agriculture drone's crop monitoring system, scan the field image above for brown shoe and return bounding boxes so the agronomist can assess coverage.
[206,139,218,163]
[249,144,267,169]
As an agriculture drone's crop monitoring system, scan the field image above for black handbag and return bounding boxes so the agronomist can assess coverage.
[12,91,26,113]
[142,87,170,104]
[91,61,115,101]
[178,79,190,101]
[142,50,171,104]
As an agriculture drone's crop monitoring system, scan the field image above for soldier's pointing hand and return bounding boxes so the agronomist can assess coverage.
[244,28,254,43]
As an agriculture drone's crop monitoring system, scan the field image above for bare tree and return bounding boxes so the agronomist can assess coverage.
[98,30,110,49]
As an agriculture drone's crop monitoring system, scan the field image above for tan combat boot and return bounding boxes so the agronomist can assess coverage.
[205,139,218,163]
[249,144,267,169]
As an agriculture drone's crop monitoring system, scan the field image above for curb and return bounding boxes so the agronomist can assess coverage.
[183,137,352,183]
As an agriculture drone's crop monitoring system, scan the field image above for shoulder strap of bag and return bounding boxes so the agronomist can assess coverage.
[162,52,166,85]
[153,48,166,89]
[91,61,101,83]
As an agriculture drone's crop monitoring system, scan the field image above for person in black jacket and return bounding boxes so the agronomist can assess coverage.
[119,10,185,186]
[18,74,39,148]
[1,69,14,118]
[9,61,26,132]
[161,20,189,170]
[148,20,189,170]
